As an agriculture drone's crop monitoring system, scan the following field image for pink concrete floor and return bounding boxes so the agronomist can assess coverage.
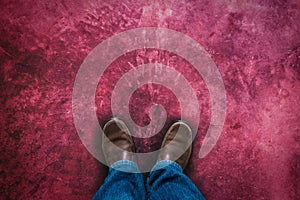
[1,0,300,199]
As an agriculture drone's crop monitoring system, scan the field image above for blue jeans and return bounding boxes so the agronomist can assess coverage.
[92,160,205,200]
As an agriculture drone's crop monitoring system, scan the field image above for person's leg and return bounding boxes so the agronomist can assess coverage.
[147,121,205,200]
[92,160,146,200]
[92,118,146,200]
[147,160,205,200]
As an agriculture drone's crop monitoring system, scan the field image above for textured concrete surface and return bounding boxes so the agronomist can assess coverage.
[1,0,300,199]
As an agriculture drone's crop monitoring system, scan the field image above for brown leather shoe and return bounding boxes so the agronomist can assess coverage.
[157,121,193,170]
[102,118,135,166]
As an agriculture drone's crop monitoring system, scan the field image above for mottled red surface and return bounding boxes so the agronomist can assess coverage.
[1,0,300,199]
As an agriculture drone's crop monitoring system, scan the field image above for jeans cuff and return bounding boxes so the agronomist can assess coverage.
[110,160,140,173]
[151,160,182,172]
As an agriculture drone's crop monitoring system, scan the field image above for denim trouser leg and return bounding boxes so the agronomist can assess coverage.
[147,160,206,200]
[92,160,146,200]
[92,160,205,200]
